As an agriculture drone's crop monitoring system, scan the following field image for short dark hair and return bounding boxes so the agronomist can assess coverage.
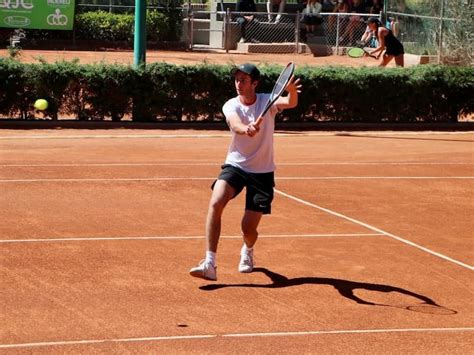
[368,17,381,26]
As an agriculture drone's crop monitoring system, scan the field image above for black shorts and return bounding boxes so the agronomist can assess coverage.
[386,43,405,56]
[212,164,275,214]
[302,16,322,26]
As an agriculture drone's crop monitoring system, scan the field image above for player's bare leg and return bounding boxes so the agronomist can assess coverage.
[205,179,235,252]
[190,179,235,280]
[395,54,404,67]
[239,210,262,273]
[241,210,262,248]
[379,54,394,67]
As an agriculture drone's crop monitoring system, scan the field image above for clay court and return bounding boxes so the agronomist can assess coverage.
[0,47,414,67]
[1,129,473,353]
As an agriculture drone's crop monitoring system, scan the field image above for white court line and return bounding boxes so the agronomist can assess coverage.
[0,176,473,183]
[0,131,472,140]
[0,335,216,349]
[224,327,474,338]
[275,189,474,271]
[0,133,231,140]
[277,176,474,180]
[0,177,212,183]
[1,161,472,167]
[0,233,383,244]
[1,327,473,349]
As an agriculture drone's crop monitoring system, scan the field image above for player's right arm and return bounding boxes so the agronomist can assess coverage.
[226,112,260,137]
[370,27,388,58]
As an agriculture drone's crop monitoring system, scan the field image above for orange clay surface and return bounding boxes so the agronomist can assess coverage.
[0,48,407,67]
[0,129,473,353]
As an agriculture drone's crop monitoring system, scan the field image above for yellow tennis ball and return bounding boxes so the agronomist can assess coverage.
[34,99,48,111]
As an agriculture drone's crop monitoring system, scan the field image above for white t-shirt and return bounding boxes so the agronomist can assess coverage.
[303,2,322,16]
[222,93,278,173]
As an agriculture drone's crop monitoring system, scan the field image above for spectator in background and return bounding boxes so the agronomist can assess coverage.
[340,0,366,45]
[370,0,383,14]
[389,0,413,37]
[328,0,350,38]
[236,0,257,43]
[267,0,286,23]
[301,0,323,35]
[322,0,337,11]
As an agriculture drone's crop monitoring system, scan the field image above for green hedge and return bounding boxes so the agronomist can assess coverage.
[21,10,181,43]
[0,59,472,122]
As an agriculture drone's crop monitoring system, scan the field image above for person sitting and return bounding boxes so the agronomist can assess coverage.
[236,0,257,43]
[340,0,366,45]
[301,0,323,35]
[322,0,337,12]
[369,0,383,14]
[328,0,350,42]
[267,0,286,23]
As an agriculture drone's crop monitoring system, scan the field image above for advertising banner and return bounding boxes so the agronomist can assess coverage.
[0,0,75,30]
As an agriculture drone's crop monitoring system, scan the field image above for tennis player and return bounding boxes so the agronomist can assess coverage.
[190,63,301,281]
[367,17,405,67]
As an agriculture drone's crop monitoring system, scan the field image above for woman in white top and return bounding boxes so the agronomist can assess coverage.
[301,0,323,34]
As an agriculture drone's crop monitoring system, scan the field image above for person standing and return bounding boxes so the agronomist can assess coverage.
[367,17,405,67]
[189,63,301,281]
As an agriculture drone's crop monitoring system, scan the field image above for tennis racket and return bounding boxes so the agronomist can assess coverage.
[255,62,295,125]
[347,42,377,59]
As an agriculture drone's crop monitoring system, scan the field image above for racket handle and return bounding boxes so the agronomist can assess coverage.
[364,49,377,59]
[254,109,268,128]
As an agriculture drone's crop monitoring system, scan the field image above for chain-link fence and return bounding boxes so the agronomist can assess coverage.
[76,0,183,13]
[386,0,473,65]
[186,10,379,55]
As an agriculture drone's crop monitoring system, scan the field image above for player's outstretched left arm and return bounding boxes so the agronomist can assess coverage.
[275,75,302,111]
[254,74,302,129]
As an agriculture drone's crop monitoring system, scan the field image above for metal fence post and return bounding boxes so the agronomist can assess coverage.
[224,8,230,53]
[335,14,340,55]
[189,11,194,50]
[437,0,445,64]
[295,11,300,54]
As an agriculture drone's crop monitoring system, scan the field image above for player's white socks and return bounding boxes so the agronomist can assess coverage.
[206,251,216,267]
[241,244,253,255]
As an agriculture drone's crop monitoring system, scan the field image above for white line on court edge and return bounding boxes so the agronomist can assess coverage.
[0,130,472,140]
[0,335,216,349]
[277,176,474,180]
[275,189,474,271]
[0,176,473,183]
[0,233,383,244]
[1,161,472,167]
[1,327,473,349]
[224,327,474,338]
[0,133,232,140]
[0,177,213,183]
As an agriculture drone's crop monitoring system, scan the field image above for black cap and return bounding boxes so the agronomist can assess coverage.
[231,63,260,81]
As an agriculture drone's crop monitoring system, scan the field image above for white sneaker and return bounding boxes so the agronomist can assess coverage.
[190,260,217,281]
[238,249,254,273]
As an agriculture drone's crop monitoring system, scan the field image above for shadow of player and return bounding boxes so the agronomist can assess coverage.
[200,267,456,314]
